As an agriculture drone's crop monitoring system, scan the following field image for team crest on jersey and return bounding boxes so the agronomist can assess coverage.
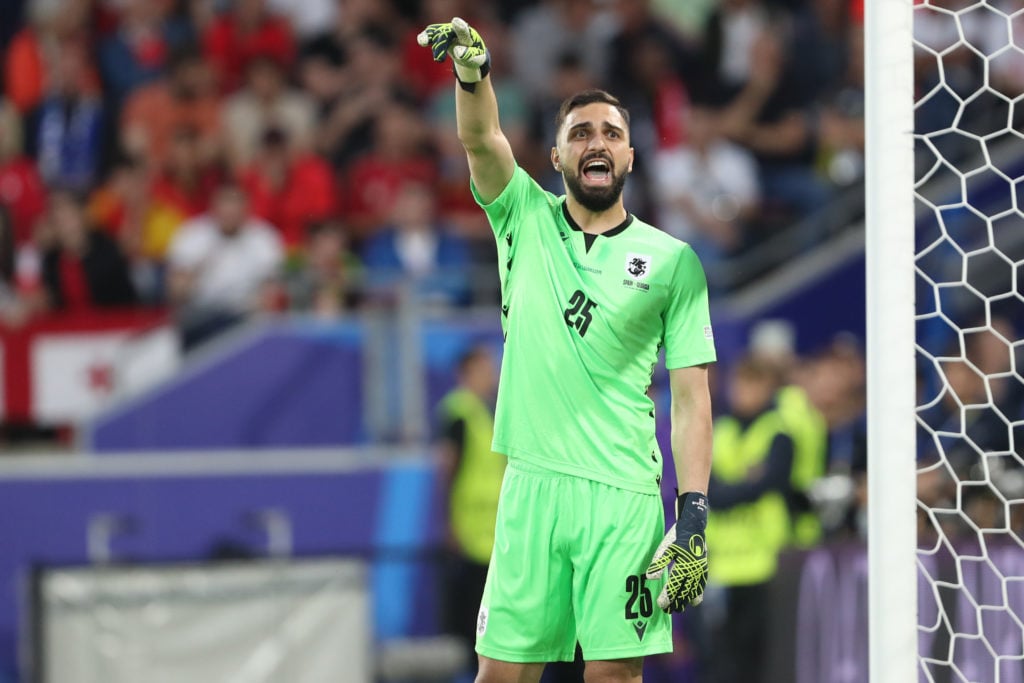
[625,253,651,280]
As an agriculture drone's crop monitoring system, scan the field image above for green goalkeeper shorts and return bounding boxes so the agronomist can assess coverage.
[475,459,672,662]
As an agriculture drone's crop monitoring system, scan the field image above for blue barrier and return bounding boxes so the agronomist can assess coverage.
[0,454,439,680]
[89,322,367,451]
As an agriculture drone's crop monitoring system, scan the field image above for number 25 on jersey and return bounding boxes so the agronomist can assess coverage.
[564,289,598,338]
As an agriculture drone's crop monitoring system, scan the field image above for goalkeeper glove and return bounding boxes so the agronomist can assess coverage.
[416,17,490,90]
[645,491,709,612]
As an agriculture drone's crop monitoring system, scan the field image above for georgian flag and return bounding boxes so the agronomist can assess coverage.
[32,327,178,424]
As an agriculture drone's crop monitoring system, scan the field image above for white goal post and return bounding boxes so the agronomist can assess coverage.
[865,0,918,680]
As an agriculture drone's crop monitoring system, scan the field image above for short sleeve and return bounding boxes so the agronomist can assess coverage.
[470,165,535,240]
[663,245,717,369]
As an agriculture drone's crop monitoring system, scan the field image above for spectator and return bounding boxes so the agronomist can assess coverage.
[34,189,138,314]
[146,125,225,254]
[705,354,797,683]
[606,0,702,217]
[917,353,1012,542]
[981,0,1024,99]
[608,0,701,96]
[306,27,416,170]
[25,38,106,194]
[509,0,616,104]
[0,98,48,244]
[167,182,283,350]
[265,0,337,41]
[788,0,852,102]
[652,103,759,278]
[88,142,218,305]
[120,46,222,173]
[240,127,337,250]
[436,345,504,681]
[816,20,865,187]
[202,0,295,93]
[808,336,866,473]
[296,40,347,125]
[85,153,156,297]
[718,27,832,228]
[221,56,317,171]
[4,0,95,114]
[700,0,770,99]
[0,207,30,327]
[912,0,987,161]
[285,220,357,317]
[304,0,402,60]
[341,101,435,238]
[96,0,194,105]
[359,180,471,307]
[607,0,701,140]
[966,318,1024,433]
[796,337,864,539]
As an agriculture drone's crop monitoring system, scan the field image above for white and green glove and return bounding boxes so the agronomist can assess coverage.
[645,492,709,612]
[416,17,490,90]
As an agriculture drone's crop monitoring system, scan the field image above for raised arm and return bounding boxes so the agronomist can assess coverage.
[418,18,514,203]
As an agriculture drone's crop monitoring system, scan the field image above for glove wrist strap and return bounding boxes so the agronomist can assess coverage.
[677,491,709,520]
[454,54,491,92]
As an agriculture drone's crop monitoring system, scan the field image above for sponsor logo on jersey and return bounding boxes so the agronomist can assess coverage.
[622,278,650,292]
[633,620,647,641]
[704,325,714,339]
[625,253,651,281]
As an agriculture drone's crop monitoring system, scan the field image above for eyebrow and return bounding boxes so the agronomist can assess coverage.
[567,121,625,137]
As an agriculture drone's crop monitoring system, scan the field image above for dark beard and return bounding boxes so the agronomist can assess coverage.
[563,167,628,213]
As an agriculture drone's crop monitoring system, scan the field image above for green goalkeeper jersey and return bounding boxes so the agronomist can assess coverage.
[473,166,717,494]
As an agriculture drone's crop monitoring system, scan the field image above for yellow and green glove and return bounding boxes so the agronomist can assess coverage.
[416,17,490,90]
[645,492,709,612]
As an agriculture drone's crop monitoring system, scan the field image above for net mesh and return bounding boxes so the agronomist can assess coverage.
[913,1,1024,681]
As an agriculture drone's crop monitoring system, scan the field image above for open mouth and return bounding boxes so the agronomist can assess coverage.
[581,157,612,185]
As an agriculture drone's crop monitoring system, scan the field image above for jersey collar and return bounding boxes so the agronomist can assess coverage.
[561,200,634,238]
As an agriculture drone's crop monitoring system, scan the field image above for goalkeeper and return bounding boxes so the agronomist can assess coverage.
[419,18,716,682]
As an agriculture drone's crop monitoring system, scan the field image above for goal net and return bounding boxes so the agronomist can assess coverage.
[913,0,1024,677]
[869,1,1024,682]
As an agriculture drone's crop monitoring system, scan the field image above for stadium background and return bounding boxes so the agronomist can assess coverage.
[0,0,1017,681]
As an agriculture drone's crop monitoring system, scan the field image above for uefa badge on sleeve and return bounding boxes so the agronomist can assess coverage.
[476,606,488,637]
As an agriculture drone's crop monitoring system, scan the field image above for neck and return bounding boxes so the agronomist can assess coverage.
[563,195,628,235]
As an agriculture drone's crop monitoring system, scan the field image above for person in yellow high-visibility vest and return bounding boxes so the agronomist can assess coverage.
[436,345,505,673]
[705,354,803,683]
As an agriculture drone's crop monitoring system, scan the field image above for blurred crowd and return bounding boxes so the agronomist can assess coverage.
[0,0,873,350]
[718,316,1024,552]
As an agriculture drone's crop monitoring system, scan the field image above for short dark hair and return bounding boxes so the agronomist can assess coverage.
[457,345,491,376]
[554,89,631,139]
